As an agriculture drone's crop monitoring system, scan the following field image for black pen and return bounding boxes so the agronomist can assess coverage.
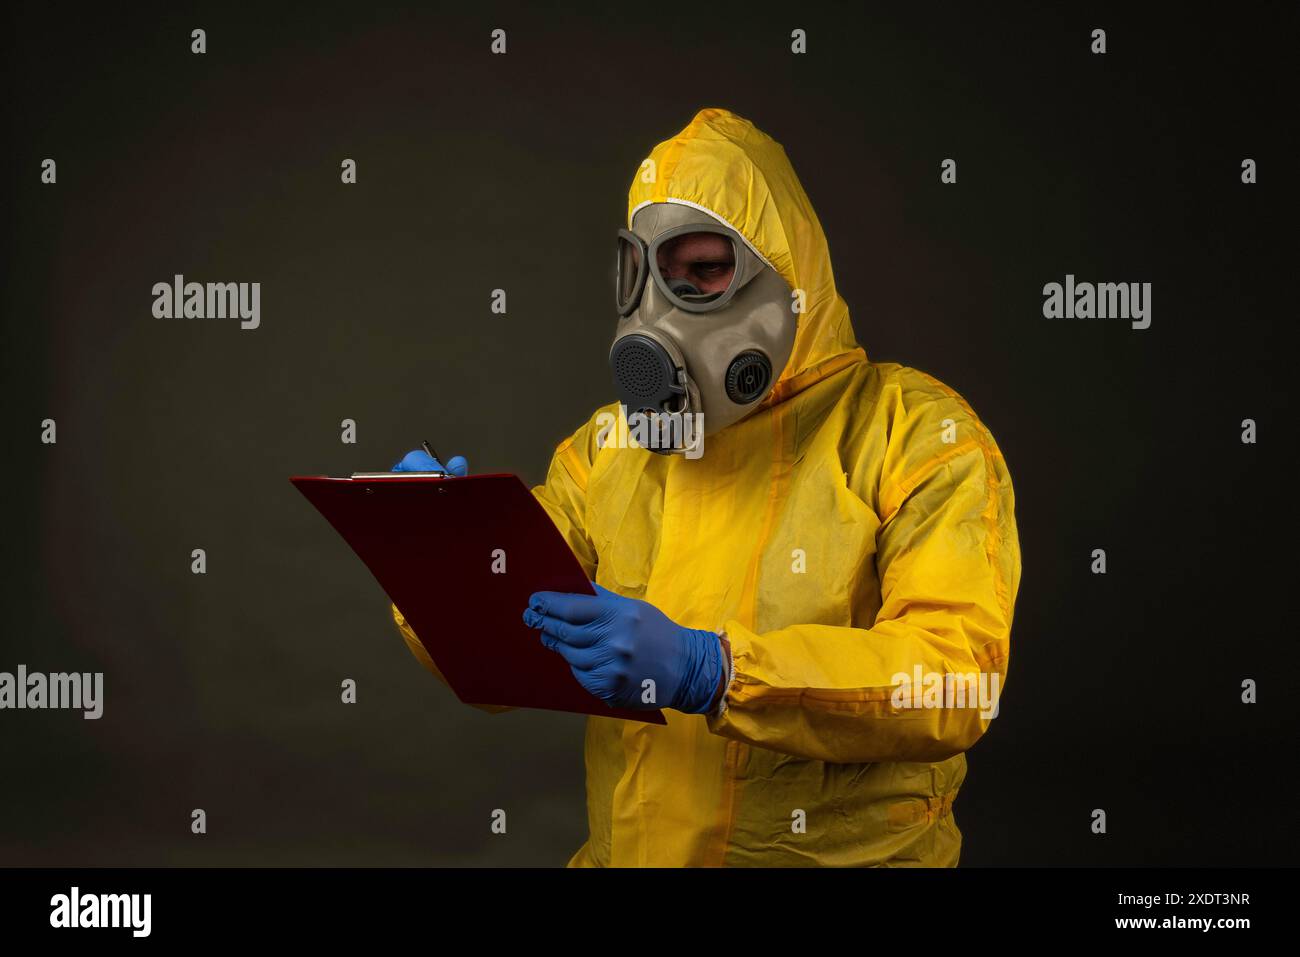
[421,440,446,475]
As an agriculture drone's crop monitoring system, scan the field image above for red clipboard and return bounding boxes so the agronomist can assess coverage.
[290,473,666,725]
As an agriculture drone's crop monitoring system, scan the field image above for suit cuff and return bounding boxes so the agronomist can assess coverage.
[709,630,735,717]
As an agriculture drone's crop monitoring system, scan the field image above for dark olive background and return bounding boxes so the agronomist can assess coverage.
[2,1,1292,865]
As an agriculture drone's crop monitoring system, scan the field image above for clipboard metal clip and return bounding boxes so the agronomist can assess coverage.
[349,471,451,479]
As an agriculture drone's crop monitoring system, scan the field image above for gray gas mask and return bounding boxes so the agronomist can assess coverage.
[609,203,796,455]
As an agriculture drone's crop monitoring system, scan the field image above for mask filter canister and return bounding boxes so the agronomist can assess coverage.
[610,334,685,415]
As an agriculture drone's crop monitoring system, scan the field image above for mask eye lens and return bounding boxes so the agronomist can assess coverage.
[616,234,644,312]
[655,232,737,306]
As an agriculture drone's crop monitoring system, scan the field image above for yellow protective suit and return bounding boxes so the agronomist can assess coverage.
[392,108,1021,866]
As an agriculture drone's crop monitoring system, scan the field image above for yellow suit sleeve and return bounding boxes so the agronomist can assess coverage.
[707,411,1020,764]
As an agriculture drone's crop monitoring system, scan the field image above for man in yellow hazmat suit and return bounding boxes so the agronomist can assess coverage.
[391,108,1021,866]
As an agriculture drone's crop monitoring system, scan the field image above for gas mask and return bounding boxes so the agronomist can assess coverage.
[609,202,796,454]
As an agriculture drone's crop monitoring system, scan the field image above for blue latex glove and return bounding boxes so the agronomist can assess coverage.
[391,449,468,476]
[523,583,725,714]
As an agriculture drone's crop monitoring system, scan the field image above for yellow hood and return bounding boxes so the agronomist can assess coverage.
[626,108,864,398]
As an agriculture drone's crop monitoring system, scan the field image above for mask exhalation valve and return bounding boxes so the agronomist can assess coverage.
[724,351,772,404]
